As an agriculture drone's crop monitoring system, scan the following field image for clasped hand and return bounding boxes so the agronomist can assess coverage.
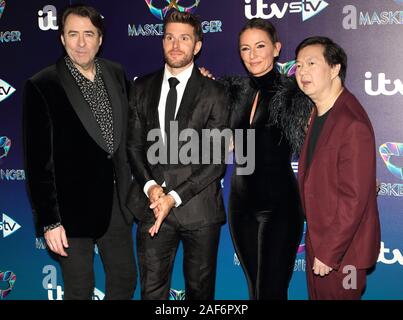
[147,185,175,237]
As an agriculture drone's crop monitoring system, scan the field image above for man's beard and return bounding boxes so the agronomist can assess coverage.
[164,50,193,69]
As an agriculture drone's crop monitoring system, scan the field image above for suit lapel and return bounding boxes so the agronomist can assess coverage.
[142,69,164,180]
[99,59,122,153]
[149,70,164,130]
[298,107,315,185]
[303,89,348,179]
[56,58,109,153]
[311,90,348,160]
[175,66,202,132]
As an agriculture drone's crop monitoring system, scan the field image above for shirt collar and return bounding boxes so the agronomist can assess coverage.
[64,55,101,83]
[163,63,194,85]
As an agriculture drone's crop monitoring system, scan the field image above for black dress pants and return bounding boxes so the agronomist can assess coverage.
[136,213,221,300]
[229,206,303,300]
[58,188,137,300]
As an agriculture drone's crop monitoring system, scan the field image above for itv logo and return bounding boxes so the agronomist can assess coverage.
[0,213,21,238]
[245,0,329,21]
[0,79,16,103]
[365,72,403,96]
[42,265,105,300]
[38,5,58,31]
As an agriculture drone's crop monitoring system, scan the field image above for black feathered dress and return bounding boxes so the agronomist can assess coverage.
[222,68,312,300]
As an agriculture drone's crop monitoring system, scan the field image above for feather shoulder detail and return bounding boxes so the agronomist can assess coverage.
[218,75,252,113]
[269,75,314,154]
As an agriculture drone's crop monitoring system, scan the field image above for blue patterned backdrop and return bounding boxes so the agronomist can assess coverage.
[1,0,402,300]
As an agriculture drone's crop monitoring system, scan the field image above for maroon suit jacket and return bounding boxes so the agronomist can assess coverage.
[298,88,381,270]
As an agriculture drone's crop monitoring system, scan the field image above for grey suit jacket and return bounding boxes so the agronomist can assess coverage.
[126,66,229,229]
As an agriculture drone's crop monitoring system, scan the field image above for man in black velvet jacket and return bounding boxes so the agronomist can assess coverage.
[23,4,136,299]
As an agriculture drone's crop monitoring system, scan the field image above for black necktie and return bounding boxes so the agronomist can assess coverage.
[165,77,180,157]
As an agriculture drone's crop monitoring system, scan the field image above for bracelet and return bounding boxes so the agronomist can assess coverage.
[43,222,62,233]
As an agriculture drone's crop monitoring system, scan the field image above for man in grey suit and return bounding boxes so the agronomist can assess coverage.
[126,11,229,300]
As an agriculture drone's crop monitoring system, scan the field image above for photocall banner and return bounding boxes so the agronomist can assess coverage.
[0,0,402,300]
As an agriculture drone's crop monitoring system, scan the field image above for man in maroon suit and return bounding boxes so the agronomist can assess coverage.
[295,36,381,299]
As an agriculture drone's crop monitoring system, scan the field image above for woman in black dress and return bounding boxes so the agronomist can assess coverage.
[226,18,312,300]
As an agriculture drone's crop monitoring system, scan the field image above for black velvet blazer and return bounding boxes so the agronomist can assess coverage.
[126,66,229,229]
[23,57,132,238]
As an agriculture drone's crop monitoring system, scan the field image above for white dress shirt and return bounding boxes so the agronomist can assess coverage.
[143,63,194,207]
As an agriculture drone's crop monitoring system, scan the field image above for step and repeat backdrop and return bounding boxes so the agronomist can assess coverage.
[0,0,402,300]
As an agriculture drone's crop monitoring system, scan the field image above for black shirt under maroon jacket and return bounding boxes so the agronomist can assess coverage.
[307,109,331,168]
